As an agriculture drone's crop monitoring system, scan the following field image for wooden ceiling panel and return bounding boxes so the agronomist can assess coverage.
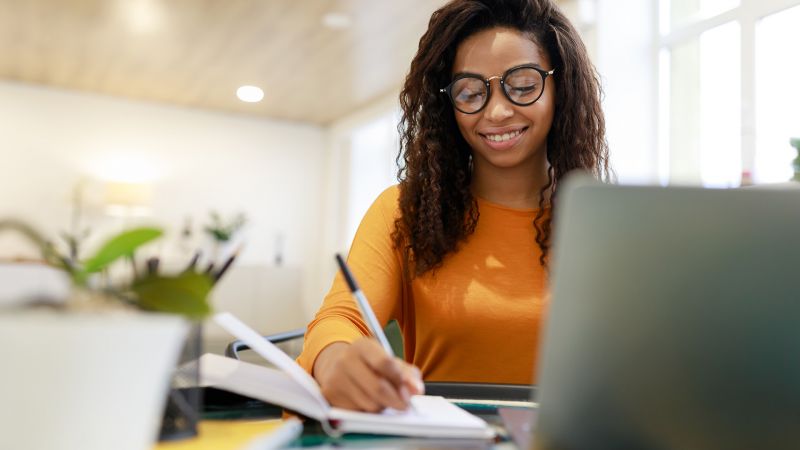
[0,0,448,124]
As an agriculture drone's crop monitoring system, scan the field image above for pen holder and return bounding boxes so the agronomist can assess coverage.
[158,322,203,441]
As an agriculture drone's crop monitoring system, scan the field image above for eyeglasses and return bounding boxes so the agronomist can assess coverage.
[439,64,555,114]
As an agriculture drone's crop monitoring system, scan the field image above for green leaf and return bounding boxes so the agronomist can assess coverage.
[0,219,72,271]
[82,227,163,274]
[131,272,213,319]
[0,219,49,249]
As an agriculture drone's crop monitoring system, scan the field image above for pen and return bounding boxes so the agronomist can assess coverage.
[213,245,242,282]
[184,250,201,272]
[146,256,159,275]
[335,253,394,355]
[242,417,302,450]
[335,254,420,413]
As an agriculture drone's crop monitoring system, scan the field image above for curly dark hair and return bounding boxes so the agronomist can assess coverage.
[392,0,610,276]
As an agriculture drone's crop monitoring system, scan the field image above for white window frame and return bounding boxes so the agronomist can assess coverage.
[657,0,800,183]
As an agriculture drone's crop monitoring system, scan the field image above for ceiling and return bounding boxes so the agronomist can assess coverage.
[0,0,449,125]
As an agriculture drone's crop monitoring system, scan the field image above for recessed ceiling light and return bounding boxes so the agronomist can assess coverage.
[236,85,264,103]
[322,12,352,29]
[118,0,164,34]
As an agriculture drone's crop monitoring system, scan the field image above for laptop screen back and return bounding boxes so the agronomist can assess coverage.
[533,179,800,450]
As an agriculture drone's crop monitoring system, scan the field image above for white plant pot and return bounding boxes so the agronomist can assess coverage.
[0,311,188,450]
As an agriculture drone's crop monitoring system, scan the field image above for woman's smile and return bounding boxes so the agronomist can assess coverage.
[479,125,529,150]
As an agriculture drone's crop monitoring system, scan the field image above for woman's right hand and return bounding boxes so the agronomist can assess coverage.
[312,338,425,412]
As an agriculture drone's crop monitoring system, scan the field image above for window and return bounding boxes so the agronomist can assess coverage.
[659,0,800,186]
[754,4,800,183]
[663,0,740,32]
[345,111,400,244]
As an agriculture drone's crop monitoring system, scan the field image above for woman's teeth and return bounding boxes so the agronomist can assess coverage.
[484,129,523,142]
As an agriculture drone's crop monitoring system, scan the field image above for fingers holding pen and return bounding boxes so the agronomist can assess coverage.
[337,369,385,412]
[331,255,423,411]
[401,364,425,396]
[355,339,404,382]
[352,339,412,410]
[316,339,424,412]
[347,357,407,411]
[355,339,425,399]
[321,377,378,412]
[317,343,382,412]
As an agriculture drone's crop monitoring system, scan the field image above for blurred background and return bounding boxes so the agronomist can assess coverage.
[1,0,798,351]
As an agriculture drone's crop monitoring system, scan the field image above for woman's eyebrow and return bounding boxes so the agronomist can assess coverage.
[452,62,545,78]
[451,70,484,78]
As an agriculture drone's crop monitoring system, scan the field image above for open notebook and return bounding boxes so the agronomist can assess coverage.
[201,313,495,439]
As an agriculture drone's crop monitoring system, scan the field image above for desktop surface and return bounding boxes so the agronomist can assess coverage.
[153,419,516,450]
[181,383,533,449]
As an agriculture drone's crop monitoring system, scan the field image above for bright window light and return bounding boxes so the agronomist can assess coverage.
[754,5,800,183]
[345,113,399,245]
[667,21,741,187]
[699,21,741,187]
[664,0,740,31]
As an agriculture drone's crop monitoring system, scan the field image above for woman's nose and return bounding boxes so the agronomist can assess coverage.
[483,83,514,122]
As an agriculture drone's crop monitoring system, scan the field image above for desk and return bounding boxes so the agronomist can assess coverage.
[154,415,519,450]
[155,384,534,449]
[154,420,284,450]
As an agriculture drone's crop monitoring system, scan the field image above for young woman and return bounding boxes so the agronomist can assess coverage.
[297,0,610,412]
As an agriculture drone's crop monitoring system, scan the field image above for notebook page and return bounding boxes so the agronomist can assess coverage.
[329,395,494,438]
[213,312,329,411]
[199,353,326,421]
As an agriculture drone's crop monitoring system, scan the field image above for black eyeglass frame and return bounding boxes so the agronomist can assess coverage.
[439,64,556,114]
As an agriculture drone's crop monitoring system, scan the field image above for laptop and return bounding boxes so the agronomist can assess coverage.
[530,177,800,450]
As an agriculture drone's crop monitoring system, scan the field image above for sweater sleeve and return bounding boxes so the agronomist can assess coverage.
[296,186,404,375]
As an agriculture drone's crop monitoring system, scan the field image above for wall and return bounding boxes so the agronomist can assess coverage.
[306,92,401,317]
[0,80,326,337]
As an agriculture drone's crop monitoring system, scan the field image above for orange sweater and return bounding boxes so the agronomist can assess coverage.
[297,185,548,384]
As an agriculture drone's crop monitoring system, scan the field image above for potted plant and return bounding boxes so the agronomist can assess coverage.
[203,211,247,261]
[0,219,212,450]
[791,137,800,182]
